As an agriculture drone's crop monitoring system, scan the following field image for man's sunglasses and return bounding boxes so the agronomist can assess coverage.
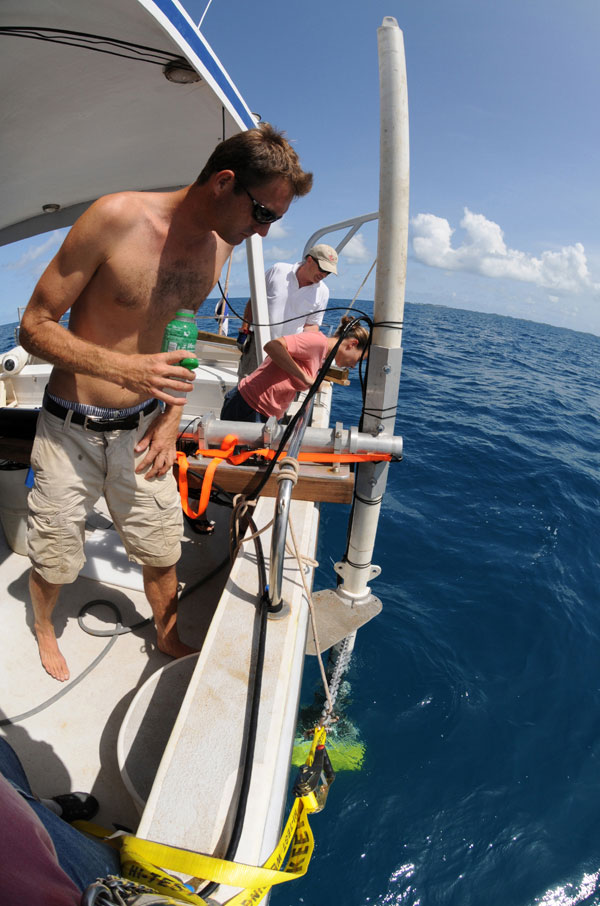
[310,256,330,276]
[236,179,282,225]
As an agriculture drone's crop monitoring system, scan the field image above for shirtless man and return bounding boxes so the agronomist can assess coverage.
[19,124,313,681]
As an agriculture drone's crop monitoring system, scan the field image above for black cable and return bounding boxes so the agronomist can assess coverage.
[362,404,399,416]
[215,280,392,421]
[177,416,198,443]
[372,320,404,329]
[178,557,230,601]
[217,280,403,339]
[217,281,374,332]
[0,601,151,727]
[199,518,268,899]
[342,556,380,570]
[353,493,384,507]
[0,26,186,68]
[247,315,372,502]
[187,306,375,894]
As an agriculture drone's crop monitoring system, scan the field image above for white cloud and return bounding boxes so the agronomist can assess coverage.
[411,208,600,294]
[263,245,295,262]
[265,221,288,240]
[341,234,371,263]
[6,231,64,270]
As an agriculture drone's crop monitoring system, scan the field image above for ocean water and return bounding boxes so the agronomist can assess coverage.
[278,303,600,906]
[2,303,599,905]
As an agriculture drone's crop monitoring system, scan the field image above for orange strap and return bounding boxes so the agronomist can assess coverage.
[176,434,238,518]
[194,448,392,465]
[175,441,393,518]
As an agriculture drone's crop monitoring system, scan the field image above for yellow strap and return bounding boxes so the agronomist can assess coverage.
[120,727,327,905]
[120,852,208,904]
[121,797,313,890]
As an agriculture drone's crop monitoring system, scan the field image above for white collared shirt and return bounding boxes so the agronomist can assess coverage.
[266,261,329,339]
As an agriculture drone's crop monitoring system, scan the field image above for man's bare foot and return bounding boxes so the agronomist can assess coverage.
[142,564,197,659]
[156,630,197,659]
[34,624,70,682]
[29,569,67,680]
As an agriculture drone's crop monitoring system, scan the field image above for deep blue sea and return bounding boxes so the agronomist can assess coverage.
[281,302,600,906]
[2,302,599,905]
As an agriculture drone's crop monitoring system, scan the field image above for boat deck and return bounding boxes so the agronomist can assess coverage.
[0,342,332,891]
[0,497,231,834]
[0,478,318,904]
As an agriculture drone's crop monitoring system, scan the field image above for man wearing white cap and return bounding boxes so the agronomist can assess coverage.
[237,243,338,378]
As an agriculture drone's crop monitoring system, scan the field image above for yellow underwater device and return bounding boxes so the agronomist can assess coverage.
[292,722,365,772]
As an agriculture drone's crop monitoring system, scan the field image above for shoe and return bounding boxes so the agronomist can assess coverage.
[51,792,99,823]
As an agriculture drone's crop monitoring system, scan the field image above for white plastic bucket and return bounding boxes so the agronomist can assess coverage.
[0,466,31,556]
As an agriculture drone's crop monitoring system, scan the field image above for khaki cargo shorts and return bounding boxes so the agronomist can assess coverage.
[27,406,183,585]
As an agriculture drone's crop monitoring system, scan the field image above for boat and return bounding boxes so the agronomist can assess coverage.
[0,1,408,901]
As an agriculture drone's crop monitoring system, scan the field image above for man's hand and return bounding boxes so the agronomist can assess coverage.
[123,349,196,406]
[134,407,181,479]
[236,329,250,352]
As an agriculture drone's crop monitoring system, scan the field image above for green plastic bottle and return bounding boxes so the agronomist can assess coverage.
[161,310,199,397]
[161,309,198,355]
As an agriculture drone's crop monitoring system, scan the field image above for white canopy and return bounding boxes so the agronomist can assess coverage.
[0,0,256,246]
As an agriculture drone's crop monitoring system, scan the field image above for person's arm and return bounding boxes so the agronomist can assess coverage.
[302,324,320,332]
[236,299,252,351]
[19,197,194,406]
[263,336,312,389]
[241,299,252,331]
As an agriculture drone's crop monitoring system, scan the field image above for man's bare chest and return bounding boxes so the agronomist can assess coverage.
[99,253,217,320]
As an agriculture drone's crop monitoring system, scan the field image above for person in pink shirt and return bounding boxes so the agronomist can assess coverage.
[221,316,369,422]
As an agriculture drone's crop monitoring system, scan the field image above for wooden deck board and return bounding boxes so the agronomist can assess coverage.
[181,458,354,503]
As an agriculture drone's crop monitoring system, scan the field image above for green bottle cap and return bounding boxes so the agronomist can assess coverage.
[180,357,199,371]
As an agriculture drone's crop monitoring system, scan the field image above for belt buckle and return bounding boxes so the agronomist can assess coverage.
[83,414,108,431]
[83,413,138,431]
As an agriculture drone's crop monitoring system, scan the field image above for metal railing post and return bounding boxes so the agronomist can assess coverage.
[268,398,315,613]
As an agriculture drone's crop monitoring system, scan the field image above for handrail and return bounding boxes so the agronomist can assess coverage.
[302,212,379,259]
[268,397,315,612]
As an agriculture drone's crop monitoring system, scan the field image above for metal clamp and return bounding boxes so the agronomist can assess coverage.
[292,742,335,813]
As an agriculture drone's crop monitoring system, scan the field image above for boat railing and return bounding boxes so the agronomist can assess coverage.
[302,211,379,259]
[268,396,315,613]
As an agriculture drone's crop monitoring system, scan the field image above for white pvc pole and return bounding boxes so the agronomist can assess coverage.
[335,17,409,601]
[245,234,270,366]
[373,16,409,351]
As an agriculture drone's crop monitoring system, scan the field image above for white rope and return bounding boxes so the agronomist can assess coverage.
[275,457,335,720]
[276,456,299,486]
[343,258,377,317]
[320,635,353,728]
[230,493,272,560]
[197,0,215,29]
[287,518,333,720]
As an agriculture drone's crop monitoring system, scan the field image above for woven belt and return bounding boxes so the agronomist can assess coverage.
[43,394,158,432]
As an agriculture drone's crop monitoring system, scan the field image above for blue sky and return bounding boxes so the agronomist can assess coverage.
[1,0,599,335]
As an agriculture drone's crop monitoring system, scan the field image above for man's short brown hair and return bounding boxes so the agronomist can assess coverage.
[196,123,313,197]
